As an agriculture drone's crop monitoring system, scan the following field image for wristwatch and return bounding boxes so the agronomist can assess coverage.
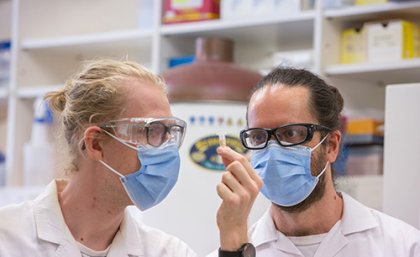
[218,243,256,257]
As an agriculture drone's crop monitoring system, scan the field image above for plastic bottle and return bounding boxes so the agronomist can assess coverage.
[0,41,11,88]
[23,97,55,186]
[0,151,5,186]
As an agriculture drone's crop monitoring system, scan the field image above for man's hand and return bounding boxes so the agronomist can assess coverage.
[216,146,263,251]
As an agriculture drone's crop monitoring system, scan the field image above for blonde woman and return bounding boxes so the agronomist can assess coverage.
[0,59,261,257]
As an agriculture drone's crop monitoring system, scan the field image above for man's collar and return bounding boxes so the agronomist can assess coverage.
[340,192,379,235]
[250,192,379,246]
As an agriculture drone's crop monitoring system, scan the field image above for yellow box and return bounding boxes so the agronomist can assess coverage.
[346,119,384,135]
[340,27,366,64]
[366,20,420,63]
[355,0,388,5]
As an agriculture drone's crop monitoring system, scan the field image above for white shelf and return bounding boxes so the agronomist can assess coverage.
[21,29,154,60]
[161,11,315,35]
[324,1,420,21]
[161,11,315,45]
[21,29,153,49]
[18,85,64,99]
[325,59,420,84]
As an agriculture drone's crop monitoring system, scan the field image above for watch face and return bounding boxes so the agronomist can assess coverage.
[242,243,256,257]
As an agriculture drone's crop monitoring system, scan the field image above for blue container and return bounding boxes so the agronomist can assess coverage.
[168,55,195,68]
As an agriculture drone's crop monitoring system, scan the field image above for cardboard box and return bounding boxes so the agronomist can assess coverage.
[162,0,220,24]
[355,0,388,5]
[221,0,301,21]
[366,20,420,63]
[346,118,384,135]
[340,26,367,64]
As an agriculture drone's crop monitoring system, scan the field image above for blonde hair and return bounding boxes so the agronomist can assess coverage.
[45,59,167,172]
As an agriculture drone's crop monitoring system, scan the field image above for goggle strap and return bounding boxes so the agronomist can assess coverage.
[101,129,138,151]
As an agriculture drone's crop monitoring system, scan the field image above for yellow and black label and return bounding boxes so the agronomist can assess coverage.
[189,134,247,171]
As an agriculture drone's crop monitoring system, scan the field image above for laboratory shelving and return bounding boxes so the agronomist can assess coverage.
[324,59,420,85]
[1,0,419,187]
[321,1,420,89]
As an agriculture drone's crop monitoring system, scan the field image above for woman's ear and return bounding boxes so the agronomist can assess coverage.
[83,126,105,161]
[326,130,341,163]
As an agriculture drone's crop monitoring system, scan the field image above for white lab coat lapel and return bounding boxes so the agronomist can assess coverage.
[339,193,378,235]
[313,222,348,257]
[32,181,81,256]
[276,232,304,256]
[33,181,146,257]
[251,210,302,256]
[314,193,378,257]
[107,208,144,257]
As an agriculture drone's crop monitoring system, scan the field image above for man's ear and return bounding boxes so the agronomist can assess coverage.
[83,126,105,161]
[326,130,341,163]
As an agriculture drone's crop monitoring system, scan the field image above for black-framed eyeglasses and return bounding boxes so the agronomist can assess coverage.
[240,123,331,150]
[99,117,187,148]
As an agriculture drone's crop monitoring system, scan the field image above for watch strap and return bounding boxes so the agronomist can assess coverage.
[218,243,255,257]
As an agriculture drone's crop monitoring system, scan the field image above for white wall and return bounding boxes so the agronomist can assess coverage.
[383,83,420,229]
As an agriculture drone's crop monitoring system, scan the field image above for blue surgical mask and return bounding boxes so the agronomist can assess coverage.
[99,131,180,211]
[251,137,329,207]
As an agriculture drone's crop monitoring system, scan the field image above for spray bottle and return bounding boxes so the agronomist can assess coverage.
[23,97,55,186]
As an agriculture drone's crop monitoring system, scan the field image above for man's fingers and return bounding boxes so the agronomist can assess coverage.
[218,146,263,189]
[226,161,261,194]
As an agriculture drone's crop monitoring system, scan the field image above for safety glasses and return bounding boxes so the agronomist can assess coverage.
[99,117,187,149]
[240,123,331,150]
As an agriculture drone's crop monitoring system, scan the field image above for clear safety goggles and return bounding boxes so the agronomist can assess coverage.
[99,117,187,149]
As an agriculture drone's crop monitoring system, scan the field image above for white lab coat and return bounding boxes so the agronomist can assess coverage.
[0,181,198,257]
[207,193,420,257]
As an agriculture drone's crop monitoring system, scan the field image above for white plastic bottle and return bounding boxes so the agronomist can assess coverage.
[0,151,5,186]
[0,41,11,88]
[23,97,55,186]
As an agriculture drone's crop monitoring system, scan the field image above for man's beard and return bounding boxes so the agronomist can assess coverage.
[275,146,328,213]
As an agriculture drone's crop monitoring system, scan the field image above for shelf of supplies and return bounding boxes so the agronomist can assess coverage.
[324,59,420,84]
[324,1,420,21]
[17,85,64,99]
[20,29,154,59]
[161,11,315,45]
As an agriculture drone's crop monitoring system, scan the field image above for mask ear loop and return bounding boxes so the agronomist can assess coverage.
[316,161,329,179]
[310,134,329,153]
[312,134,330,179]
[98,160,124,178]
[98,129,139,178]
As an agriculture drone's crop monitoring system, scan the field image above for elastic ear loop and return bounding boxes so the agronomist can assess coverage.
[312,135,330,179]
[310,134,329,153]
[97,129,138,178]
[316,161,329,179]
[98,160,124,178]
